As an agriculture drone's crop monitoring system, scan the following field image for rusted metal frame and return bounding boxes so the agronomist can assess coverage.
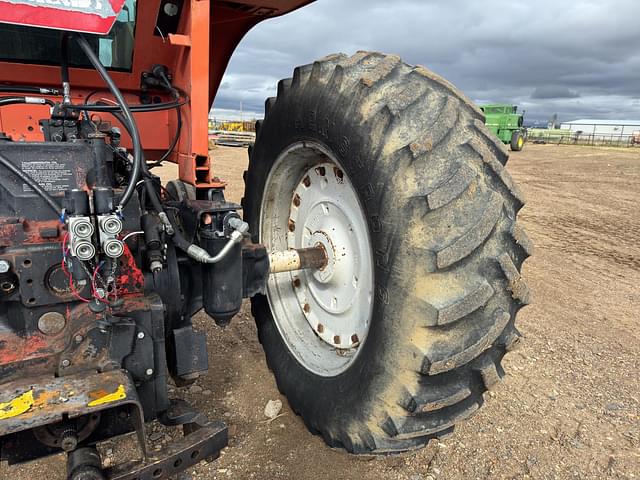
[0,369,149,459]
[105,420,228,480]
[0,369,141,434]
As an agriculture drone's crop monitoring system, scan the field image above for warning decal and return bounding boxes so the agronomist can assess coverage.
[21,160,75,193]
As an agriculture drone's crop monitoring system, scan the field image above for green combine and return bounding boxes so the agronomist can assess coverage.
[480,104,527,151]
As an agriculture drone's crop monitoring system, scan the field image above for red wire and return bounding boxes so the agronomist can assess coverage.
[61,232,91,303]
[68,275,90,303]
[92,262,103,297]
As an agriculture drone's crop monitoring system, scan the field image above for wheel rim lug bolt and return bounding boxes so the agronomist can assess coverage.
[288,219,296,232]
[333,335,340,344]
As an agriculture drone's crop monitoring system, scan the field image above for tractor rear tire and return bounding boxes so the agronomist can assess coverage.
[510,130,525,151]
[243,52,531,454]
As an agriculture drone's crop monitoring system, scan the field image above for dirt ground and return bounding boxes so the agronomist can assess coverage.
[4,144,639,479]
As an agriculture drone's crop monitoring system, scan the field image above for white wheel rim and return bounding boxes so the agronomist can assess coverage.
[260,142,374,377]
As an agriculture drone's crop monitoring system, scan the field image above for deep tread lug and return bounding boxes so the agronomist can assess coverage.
[425,163,477,211]
[418,386,472,413]
[510,222,534,257]
[425,308,511,375]
[497,253,531,304]
[474,356,504,390]
[436,281,494,326]
[360,54,401,87]
[435,191,503,269]
[392,399,480,440]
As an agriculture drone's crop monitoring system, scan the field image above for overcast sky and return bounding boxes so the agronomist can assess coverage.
[211,0,640,124]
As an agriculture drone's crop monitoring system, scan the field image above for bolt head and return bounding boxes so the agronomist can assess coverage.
[137,331,145,339]
[61,359,71,368]
[74,335,84,343]
[0,260,10,273]
[61,436,78,452]
[145,368,154,376]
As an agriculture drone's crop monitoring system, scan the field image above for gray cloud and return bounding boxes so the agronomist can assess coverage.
[212,0,640,123]
[531,87,580,99]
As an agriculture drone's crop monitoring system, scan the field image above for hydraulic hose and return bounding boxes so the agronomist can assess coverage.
[0,96,55,107]
[60,33,72,104]
[60,33,70,85]
[68,35,215,261]
[108,102,182,168]
[106,109,240,265]
[108,109,166,218]
[64,97,188,113]
[0,86,60,95]
[183,219,249,264]
[0,151,62,217]
[150,72,182,166]
[73,34,142,211]
[155,107,181,164]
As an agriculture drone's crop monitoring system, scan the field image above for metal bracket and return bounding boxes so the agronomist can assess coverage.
[105,420,228,480]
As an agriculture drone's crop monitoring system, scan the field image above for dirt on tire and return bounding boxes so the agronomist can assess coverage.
[4,144,639,479]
